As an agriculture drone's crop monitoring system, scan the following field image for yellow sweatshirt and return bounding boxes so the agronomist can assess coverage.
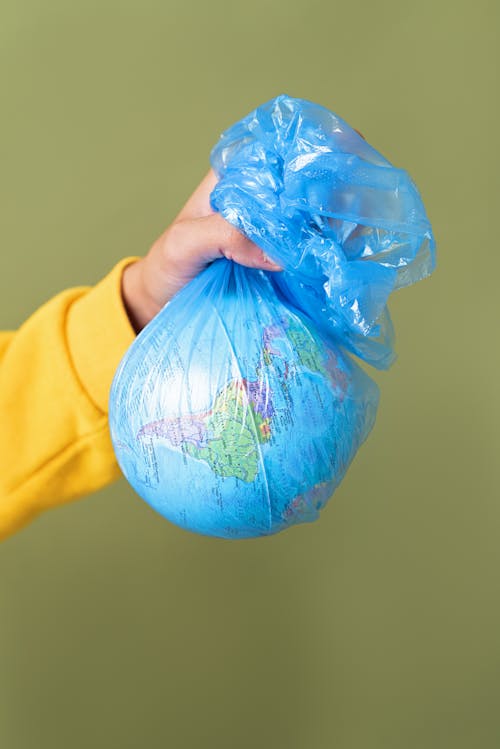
[0,257,141,541]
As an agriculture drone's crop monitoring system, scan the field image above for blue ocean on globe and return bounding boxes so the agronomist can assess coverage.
[109,260,379,539]
[109,94,435,539]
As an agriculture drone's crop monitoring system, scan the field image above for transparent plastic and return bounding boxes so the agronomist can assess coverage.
[109,95,435,539]
[210,95,436,368]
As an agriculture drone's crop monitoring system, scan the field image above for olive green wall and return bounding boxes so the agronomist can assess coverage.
[0,1,498,747]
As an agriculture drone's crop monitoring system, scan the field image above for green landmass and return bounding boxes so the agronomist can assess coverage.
[182,317,327,483]
[185,380,271,483]
[285,320,327,376]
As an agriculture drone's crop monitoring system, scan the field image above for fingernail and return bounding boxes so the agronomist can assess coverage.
[263,254,282,270]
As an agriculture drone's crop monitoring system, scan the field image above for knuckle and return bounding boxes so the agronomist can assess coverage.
[213,214,235,247]
[227,224,246,248]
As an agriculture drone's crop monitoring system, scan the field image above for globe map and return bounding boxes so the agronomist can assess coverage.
[109,265,378,539]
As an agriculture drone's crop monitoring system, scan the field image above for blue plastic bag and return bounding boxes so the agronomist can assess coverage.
[109,95,435,539]
[210,95,435,368]
[109,261,379,537]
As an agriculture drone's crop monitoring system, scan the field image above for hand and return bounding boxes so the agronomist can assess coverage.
[121,169,282,333]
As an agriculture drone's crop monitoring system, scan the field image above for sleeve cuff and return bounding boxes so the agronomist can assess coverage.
[66,257,141,414]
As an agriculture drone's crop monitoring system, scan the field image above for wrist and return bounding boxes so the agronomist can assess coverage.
[121,259,161,334]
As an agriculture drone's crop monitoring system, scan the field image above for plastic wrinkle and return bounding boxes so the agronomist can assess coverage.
[210,94,436,368]
[109,95,436,539]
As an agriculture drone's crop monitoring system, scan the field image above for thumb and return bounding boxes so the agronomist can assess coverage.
[171,213,282,272]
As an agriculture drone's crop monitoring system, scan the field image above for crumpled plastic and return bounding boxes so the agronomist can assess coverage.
[109,95,435,539]
[210,94,435,368]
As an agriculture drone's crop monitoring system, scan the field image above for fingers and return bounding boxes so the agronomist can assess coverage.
[197,213,282,271]
[168,213,282,272]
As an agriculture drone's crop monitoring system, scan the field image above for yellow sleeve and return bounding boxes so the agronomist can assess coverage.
[0,257,141,541]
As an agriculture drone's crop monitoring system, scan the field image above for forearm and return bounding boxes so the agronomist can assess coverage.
[0,258,138,540]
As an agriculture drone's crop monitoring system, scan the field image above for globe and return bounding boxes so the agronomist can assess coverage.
[109,259,379,539]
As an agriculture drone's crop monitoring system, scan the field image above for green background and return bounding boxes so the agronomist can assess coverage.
[0,1,498,747]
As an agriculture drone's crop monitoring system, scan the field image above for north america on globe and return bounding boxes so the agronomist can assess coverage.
[135,316,345,484]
